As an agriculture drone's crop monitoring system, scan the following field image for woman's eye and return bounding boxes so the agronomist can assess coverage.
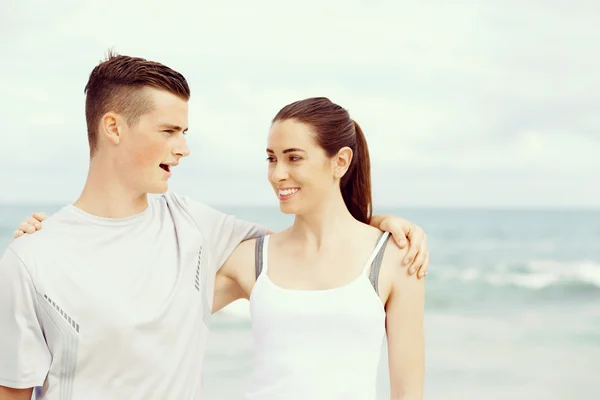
[266,157,275,163]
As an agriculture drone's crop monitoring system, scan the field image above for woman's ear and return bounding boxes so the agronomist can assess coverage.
[332,146,353,179]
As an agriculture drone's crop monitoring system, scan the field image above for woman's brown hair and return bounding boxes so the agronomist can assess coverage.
[273,97,372,224]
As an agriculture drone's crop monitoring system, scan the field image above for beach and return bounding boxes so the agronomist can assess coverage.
[1,204,599,399]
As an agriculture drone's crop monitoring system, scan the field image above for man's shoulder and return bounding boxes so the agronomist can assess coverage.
[9,206,74,247]
[6,206,77,270]
[157,192,225,224]
[158,192,213,212]
[149,193,219,240]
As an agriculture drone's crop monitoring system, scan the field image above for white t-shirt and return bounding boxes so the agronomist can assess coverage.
[0,192,265,399]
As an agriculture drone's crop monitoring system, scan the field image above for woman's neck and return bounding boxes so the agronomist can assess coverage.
[289,190,359,251]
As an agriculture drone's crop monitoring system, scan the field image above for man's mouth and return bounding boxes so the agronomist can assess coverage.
[159,164,170,172]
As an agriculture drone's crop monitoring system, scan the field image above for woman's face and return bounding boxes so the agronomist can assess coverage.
[266,119,339,215]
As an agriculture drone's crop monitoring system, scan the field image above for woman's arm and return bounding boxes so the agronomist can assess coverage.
[385,256,426,399]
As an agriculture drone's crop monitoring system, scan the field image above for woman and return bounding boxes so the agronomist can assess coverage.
[13,97,425,399]
[215,97,424,399]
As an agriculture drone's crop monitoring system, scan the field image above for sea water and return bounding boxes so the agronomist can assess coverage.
[1,204,598,399]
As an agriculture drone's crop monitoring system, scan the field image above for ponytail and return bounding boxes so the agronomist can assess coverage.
[341,120,372,224]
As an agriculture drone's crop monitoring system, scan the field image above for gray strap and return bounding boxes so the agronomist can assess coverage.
[255,236,265,280]
[368,233,391,295]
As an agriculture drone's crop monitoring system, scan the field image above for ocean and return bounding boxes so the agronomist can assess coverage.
[1,204,599,399]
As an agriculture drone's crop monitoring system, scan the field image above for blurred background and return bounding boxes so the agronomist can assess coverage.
[1,1,599,399]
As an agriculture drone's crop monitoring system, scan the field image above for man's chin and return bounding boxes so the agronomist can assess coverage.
[147,183,169,195]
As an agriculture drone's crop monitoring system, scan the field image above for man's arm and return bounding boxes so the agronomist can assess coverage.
[186,201,430,279]
[0,248,51,394]
[11,210,430,277]
[174,197,266,272]
[0,386,33,400]
[212,239,256,313]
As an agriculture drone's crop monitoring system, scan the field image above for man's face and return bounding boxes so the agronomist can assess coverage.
[115,88,190,195]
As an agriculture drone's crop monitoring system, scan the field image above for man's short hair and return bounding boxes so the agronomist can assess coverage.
[84,50,190,156]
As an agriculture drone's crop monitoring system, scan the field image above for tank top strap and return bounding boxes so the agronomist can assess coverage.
[368,233,392,294]
[361,231,391,275]
[254,235,270,280]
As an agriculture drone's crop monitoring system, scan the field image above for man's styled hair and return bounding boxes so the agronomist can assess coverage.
[84,50,191,156]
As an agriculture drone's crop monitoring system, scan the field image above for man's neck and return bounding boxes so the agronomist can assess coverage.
[73,158,149,218]
[73,191,149,219]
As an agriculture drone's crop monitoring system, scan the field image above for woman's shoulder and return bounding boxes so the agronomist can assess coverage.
[375,230,418,288]
[381,232,409,262]
[263,227,293,244]
[358,223,408,261]
[231,228,291,260]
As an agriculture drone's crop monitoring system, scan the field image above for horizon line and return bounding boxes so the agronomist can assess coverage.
[0,202,598,212]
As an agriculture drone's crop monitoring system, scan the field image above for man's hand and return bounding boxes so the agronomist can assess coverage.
[10,212,47,243]
[371,214,429,279]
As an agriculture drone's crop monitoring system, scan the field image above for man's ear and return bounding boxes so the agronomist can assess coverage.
[332,146,353,179]
[100,112,123,146]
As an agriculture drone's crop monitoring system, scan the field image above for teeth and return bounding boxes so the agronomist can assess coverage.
[279,188,299,196]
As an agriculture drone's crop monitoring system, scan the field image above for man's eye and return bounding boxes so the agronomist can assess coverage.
[266,157,275,163]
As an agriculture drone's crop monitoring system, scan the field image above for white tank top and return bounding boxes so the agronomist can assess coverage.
[246,232,391,400]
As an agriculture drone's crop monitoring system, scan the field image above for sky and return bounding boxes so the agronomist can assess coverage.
[1,0,598,208]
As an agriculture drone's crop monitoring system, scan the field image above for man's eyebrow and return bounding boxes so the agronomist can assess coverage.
[159,123,188,133]
[266,148,305,153]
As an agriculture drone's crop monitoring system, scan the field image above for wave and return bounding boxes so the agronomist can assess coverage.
[421,259,600,309]
[217,260,600,318]
[432,259,600,291]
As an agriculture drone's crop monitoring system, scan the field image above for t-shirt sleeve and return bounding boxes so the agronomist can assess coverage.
[179,196,267,271]
[0,247,51,388]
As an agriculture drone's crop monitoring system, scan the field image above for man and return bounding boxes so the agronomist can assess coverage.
[0,52,429,399]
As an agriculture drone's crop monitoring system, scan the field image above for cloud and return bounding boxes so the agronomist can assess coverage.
[1,1,598,207]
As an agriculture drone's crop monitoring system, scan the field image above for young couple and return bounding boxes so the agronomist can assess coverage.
[2,52,428,399]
